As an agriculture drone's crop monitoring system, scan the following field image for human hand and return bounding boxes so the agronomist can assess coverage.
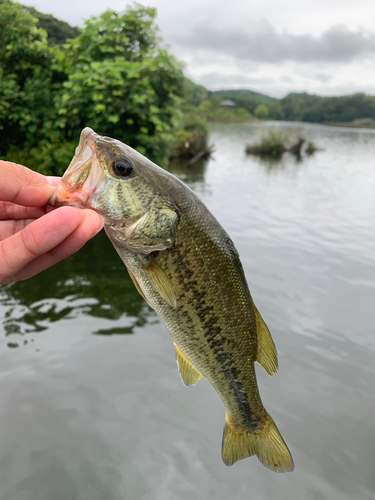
[0,160,104,284]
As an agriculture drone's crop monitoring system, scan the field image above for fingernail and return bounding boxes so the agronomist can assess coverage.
[92,227,103,237]
[46,176,61,185]
[88,214,104,237]
[94,216,104,235]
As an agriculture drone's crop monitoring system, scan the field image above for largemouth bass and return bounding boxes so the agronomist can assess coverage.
[49,127,294,472]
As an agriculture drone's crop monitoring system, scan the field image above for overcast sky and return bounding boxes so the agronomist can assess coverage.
[22,0,375,97]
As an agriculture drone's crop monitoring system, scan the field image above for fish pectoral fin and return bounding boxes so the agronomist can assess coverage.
[125,205,178,252]
[253,304,278,376]
[143,256,177,308]
[174,343,203,387]
[126,268,153,309]
[222,411,294,472]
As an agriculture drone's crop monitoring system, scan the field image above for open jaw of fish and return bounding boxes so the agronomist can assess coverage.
[49,128,107,209]
[49,127,294,472]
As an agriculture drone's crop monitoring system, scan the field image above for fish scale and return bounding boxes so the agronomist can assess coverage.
[49,127,294,472]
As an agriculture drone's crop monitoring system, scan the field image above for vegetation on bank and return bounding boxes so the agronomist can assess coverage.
[181,80,253,123]
[169,115,209,159]
[324,117,375,128]
[0,1,185,174]
[246,128,318,159]
[212,89,283,120]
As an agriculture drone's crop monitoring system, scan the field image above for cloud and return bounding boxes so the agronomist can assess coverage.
[170,20,375,64]
[185,56,375,97]
[196,71,277,90]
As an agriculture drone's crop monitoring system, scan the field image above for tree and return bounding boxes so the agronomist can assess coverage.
[254,104,269,119]
[0,0,57,154]
[183,77,208,107]
[23,5,80,46]
[56,6,184,163]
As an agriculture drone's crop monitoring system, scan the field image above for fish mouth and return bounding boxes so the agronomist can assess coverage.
[49,127,106,208]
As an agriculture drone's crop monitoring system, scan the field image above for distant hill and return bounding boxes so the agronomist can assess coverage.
[23,5,80,45]
[280,92,375,123]
[210,88,375,124]
[211,89,277,102]
[211,89,283,119]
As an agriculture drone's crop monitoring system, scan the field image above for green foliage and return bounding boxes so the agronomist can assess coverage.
[211,89,283,120]
[305,140,317,155]
[182,77,208,106]
[280,92,375,123]
[0,0,58,155]
[246,129,289,158]
[212,88,274,101]
[169,115,208,158]
[22,5,80,45]
[56,7,184,164]
[185,99,252,123]
[246,127,317,159]
[5,139,76,175]
[0,2,185,173]
[254,104,269,119]
[350,118,375,128]
[212,88,375,125]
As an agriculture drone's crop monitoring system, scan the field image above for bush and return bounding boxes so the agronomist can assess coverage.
[246,129,289,158]
[246,128,319,159]
[0,0,58,155]
[55,7,185,166]
[169,115,208,159]
[0,3,185,172]
[254,104,269,119]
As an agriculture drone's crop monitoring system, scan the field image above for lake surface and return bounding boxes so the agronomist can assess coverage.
[1,122,375,500]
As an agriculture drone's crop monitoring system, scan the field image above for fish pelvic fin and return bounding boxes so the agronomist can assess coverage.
[174,343,203,387]
[221,411,294,472]
[253,304,278,376]
[143,256,177,308]
[127,268,153,308]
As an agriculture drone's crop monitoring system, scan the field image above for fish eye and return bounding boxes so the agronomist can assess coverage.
[112,157,133,177]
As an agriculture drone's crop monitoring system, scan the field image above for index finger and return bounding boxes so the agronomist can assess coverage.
[0,160,56,207]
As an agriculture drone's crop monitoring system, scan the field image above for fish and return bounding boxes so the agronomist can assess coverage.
[49,127,294,472]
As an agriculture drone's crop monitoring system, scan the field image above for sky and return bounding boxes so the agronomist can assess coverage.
[21,0,375,97]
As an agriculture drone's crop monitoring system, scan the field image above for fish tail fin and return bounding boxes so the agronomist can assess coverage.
[221,411,294,472]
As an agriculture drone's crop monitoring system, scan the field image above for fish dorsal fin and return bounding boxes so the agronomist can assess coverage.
[143,256,177,308]
[253,304,278,376]
[126,267,153,309]
[174,343,203,387]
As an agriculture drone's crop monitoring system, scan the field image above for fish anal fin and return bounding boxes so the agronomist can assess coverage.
[127,268,153,309]
[222,411,294,472]
[174,343,203,387]
[253,304,278,376]
[142,256,177,308]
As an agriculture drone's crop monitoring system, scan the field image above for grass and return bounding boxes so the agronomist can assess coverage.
[246,129,289,158]
[246,128,318,159]
[169,115,209,160]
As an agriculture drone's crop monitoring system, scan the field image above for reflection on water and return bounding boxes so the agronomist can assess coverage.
[167,157,208,185]
[1,231,155,345]
[167,157,213,198]
[0,121,375,500]
[249,153,301,172]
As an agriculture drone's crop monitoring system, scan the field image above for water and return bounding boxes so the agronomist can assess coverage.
[1,122,375,500]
